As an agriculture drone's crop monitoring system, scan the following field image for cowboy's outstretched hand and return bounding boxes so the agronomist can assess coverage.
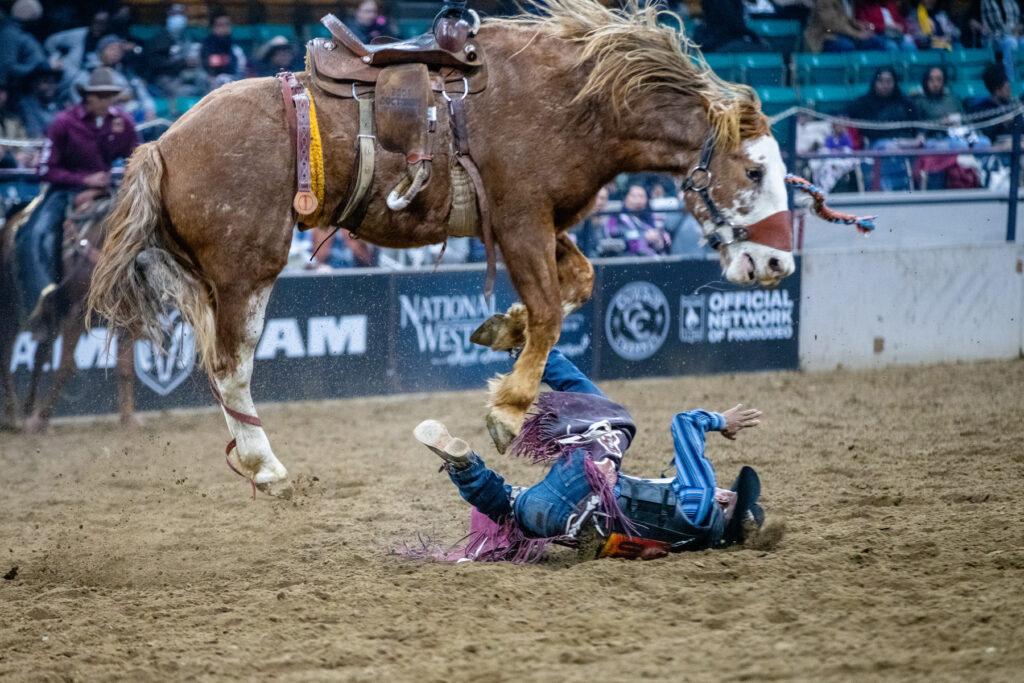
[721,404,762,440]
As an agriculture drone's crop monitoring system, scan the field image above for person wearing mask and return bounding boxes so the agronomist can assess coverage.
[848,67,921,190]
[15,67,139,317]
[201,10,247,88]
[805,0,889,52]
[19,63,66,137]
[695,0,770,52]
[981,0,1023,80]
[0,0,46,89]
[907,0,962,49]
[855,0,918,51]
[146,3,201,97]
[45,9,111,97]
[344,0,394,44]
[72,35,156,122]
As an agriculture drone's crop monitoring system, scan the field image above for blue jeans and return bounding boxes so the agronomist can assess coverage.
[448,450,594,538]
[14,188,71,311]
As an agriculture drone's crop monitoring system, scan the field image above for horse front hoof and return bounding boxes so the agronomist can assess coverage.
[485,408,520,454]
[470,313,508,349]
[256,478,294,500]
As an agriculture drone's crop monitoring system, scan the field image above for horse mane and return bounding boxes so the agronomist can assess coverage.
[489,0,769,150]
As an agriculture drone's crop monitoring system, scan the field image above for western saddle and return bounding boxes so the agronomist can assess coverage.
[284,5,494,290]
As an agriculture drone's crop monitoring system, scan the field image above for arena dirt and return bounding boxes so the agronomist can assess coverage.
[1,360,1022,681]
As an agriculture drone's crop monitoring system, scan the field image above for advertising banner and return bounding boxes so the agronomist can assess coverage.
[4,258,799,418]
[595,258,800,379]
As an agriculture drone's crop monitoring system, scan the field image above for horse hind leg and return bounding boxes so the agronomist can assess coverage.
[212,285,291,498]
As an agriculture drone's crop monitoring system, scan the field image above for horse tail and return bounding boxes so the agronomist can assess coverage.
[87,142,217,370]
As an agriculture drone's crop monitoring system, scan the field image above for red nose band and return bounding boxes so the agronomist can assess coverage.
[744,210,792,252]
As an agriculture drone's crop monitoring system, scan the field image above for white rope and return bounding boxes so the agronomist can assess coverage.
[767,103,1024,132]
[0,117,173,148]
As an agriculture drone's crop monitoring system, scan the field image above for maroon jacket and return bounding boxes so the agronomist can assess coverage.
[38,104,139,189]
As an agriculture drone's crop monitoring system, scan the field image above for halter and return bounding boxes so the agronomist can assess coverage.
[681,134,749,250]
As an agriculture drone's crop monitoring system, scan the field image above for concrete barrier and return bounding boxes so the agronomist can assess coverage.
[800,242,1023,370]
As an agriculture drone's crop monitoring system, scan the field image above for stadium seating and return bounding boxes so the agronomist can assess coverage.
[793,53,850,86]
[747,19,801,54]
[703,54,741,82]
[849,51,901,84]
[800,85,854,115]
[945,47,995,82]
[902,50,946,85]
[738,53,785,87]
[952,80,990,100]
[755,86,797,116]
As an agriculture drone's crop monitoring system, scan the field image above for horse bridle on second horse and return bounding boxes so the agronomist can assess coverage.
[680,134,753,251]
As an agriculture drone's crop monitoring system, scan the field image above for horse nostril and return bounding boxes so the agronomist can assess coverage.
[768,257,781,273]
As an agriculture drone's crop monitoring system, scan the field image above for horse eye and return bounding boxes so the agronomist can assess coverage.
[746,167,764,183]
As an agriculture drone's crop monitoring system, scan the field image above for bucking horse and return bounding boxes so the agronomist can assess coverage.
[87,0,815,496]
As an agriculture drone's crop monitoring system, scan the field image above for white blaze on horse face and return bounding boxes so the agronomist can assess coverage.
[718,135,795,287]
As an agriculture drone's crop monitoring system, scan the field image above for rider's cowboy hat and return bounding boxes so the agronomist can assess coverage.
[75,67,125,98]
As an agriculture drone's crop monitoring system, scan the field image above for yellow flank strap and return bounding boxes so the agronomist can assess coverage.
[306,87,326,225]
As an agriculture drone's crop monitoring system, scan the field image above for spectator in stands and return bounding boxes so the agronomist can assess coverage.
[19,64,64,137]
[344,0,394,44]
[252,36,299,77]
[0,75,31,168]
[913,66,962,131]
[969,62,1017,139]
[848,67,920,190]
[855,0,918,51]
[804,0,889,52]
[146,3,203,98]
[695,0,770,52]
[0,0,46,91]
[45,9,112,98]
[73,35,156,123]
[600,184,671,257]
[981,0,1023,80]
[201,10,247,89]
[907,0,962,49]
[16,67,139,315]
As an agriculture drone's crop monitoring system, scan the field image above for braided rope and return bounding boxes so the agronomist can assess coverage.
[785,173,876,234]
[767,103,1024,132]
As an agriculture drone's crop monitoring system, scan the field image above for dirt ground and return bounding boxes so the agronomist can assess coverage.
[1,359,1022,682]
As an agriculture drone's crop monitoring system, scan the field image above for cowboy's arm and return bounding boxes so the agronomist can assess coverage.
[542,349,605,397]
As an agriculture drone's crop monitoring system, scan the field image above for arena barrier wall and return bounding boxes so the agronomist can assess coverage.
[4,258,801,418]
[799,243,1024,370]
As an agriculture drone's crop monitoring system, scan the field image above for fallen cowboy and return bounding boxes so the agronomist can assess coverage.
[406,335,783,564]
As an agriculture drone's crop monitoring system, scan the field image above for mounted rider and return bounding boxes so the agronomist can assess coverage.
[412,338,775,563]
[15,66,139,325]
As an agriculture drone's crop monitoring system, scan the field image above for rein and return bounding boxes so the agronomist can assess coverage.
[784,174,876,234]
[681,134,876,249]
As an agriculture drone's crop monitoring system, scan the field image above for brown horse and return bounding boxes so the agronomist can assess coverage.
[87,0,796,496]
[1,193,136,431]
